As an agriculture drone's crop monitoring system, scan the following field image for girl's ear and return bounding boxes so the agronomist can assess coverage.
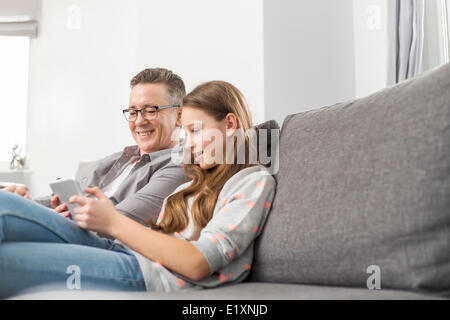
[225,113,239,137]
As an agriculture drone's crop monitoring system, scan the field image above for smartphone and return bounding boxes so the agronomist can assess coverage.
[49,177,84,220]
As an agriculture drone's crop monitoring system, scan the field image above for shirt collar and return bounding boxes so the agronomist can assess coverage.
[147,147,175,161]
[122,144,183,162]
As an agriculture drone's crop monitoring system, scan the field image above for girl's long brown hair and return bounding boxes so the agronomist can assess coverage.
[150,81,257,234]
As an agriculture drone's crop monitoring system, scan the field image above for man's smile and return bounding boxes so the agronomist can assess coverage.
[135,128,156,137]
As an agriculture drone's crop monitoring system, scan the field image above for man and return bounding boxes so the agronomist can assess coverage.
[6,67,190,229]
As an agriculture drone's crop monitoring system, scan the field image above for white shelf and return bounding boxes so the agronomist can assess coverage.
[0,170,33,186]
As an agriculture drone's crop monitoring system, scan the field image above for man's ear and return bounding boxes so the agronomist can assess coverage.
[175,107,182,127]
[225,113,239,137]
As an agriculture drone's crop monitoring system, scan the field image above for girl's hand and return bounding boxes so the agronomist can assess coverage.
[69,187,119,235]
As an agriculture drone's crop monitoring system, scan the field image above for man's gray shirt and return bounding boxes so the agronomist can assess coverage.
[35,145,189,226]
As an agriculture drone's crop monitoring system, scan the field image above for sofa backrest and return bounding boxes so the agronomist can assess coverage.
[249,63,450,297]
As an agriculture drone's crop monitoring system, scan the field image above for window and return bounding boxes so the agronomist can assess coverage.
[0,36,30,166]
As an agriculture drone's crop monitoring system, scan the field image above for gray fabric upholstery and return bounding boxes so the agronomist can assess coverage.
[250,63,450,297]
[10,283,441,300]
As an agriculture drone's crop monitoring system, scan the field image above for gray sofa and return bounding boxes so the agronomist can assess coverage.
[11,62,450,300]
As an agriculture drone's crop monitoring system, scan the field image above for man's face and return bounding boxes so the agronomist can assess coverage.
[128,83,180,155]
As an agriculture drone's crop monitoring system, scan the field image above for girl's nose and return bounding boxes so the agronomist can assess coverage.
[185,134,195,150]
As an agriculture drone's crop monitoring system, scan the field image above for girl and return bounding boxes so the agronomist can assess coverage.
[0,81,275,297]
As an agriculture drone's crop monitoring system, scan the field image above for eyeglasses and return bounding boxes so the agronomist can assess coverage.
[122,105,180,122]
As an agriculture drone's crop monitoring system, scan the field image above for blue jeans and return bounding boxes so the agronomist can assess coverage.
[0,190,146,298]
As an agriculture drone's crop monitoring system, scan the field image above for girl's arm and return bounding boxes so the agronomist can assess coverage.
[70,187,210,281]
[111,213,210,281]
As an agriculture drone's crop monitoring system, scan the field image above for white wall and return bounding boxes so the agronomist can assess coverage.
[263,0,356,127]
[26,0,264,197]
[353,0,388,98]
[135,0,265,124]
[27,0,138,197]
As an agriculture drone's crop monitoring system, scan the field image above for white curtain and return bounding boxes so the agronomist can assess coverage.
[387,0,425,85]
[439,0,450,63]
[0,0,40,37]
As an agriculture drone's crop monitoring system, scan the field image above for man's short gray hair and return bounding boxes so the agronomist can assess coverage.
[130,68,186,105]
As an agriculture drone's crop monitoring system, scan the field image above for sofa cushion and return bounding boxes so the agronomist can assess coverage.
[250,63,450,297]
[9,283,442,300]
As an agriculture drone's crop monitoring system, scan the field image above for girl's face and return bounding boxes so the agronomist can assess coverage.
[181,106,236,170]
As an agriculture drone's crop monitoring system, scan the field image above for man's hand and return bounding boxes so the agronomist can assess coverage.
[51,194,72,219]
[3,184,32,200]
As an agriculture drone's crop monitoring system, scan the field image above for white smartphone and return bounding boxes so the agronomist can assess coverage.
[49,177,84,220]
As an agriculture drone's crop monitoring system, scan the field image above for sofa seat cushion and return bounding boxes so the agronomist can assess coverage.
[10,282,441,300]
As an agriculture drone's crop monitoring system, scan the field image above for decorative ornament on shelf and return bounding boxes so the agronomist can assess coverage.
[9,144,26,170]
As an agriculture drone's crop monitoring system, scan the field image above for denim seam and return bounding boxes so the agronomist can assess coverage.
[1,214,7,243]
[71,269,146,284]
